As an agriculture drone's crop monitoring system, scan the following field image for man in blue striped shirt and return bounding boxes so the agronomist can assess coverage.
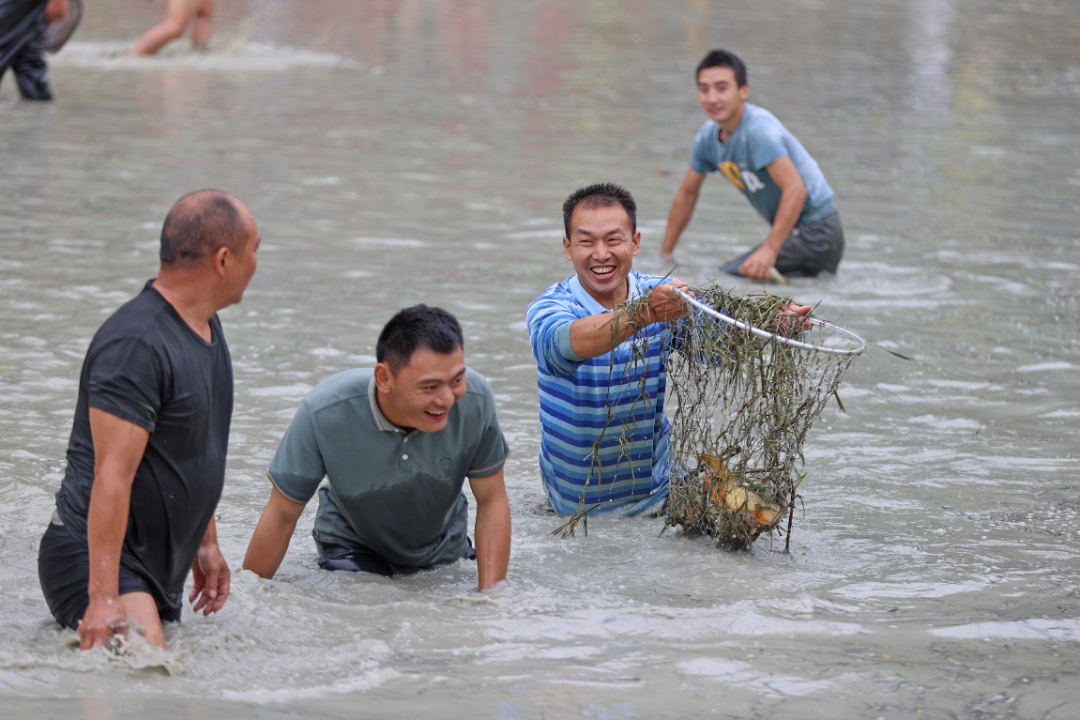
[526,184,693,517]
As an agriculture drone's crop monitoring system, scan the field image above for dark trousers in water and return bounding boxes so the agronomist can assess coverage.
[38,519,182,630]
[0,0,53,100]
[721,211,845,278]
[312,530,475,577]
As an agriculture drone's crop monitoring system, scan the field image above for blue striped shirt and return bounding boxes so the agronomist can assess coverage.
[526,272,672,517]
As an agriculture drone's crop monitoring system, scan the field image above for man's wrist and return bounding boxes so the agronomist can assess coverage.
[87,591,120,604]
[761,235,784,254]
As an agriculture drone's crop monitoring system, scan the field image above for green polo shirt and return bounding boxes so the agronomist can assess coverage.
[268,367,509,570]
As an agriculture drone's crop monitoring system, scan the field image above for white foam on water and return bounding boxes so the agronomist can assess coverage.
[833,580,990,600]
[352,237,425,248]
[1016,361,1075,372]
[475,644,602,663]
[677,657,834,697]
[1038,409,1080,418]
[909,414,983,431]
[309,347,344,357]
[50,42,352,71]
[929,618,1080,642]
[483,605,867,642]
[222,667,401,703]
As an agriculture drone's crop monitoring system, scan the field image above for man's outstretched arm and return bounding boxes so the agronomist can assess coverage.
[469,469,510,591]
[740,156,807,281]
[660,168,707,262]
[80,408,150,650]
[567,280,694,361]
[242,485,306,579]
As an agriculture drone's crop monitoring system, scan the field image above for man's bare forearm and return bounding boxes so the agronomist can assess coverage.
[568,304,650,361]
[243,487,304,578]
[661,188,699,257]
[200,516,219,550]
[85,475,132,601]
[763,186,805,251]
[475,491,510,590]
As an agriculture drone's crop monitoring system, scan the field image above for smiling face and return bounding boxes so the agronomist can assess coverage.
[563,202,641,308]
[697,66,749,129]
[374,345,467,433]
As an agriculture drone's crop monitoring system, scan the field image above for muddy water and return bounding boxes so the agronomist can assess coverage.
[1,0,1078,717]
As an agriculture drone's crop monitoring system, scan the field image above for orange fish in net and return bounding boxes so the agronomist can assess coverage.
[699,454,782,528]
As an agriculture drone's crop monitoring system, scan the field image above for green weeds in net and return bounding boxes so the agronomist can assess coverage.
[553,283,860,551]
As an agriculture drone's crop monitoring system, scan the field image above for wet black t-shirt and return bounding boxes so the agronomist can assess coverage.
[54,280,233,610]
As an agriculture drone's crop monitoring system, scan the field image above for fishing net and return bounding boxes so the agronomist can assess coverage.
[663,285,864,550]
[44,0,83,54]
[554,282,864,550]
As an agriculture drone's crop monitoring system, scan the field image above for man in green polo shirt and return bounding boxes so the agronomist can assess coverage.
[243,305,511,590]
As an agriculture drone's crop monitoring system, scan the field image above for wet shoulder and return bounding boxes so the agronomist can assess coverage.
[527,276,581,318]
[461,367,500,422]
[304,368,374,413]
[93,286,173,346]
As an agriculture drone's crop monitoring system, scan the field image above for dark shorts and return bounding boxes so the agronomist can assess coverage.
[38,519,181,630]
[721,210,845,278]
[312,530,475,577]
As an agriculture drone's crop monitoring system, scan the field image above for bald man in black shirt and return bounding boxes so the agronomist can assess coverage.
[39,190,260,650]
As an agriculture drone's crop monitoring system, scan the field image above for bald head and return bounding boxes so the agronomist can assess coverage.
[160,190,251,267]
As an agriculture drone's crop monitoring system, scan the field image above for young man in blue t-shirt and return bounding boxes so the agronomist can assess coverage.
[660,49,844,281]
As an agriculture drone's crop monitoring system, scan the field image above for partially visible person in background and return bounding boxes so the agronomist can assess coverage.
[0,0,67,100]
[128,0,213,56]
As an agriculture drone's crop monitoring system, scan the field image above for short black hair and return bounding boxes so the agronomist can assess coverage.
[696,49,747,87]
[562,182,637,238]
[160,189,248,266]
[376,305,464,373]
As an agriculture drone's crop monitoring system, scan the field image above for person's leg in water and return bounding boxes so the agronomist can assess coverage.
[0,0,56,100]
[114,592,170,649]
[38,521,180,649]
[312,530,395,577]
[311,530,477,577]
[191,0,213,50]
[720,212,845,279]
[128,0,211,56]
[7,18,52,100]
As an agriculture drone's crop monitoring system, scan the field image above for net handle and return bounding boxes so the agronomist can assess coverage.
[672,287,866,357]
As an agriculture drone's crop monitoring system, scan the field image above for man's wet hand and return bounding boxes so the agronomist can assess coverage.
[740,246,779,282]
[771,302,812,337]
[190,543,230,615]
[78,595,127,650]
[45,0,69,23]
[636,280,693,325]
